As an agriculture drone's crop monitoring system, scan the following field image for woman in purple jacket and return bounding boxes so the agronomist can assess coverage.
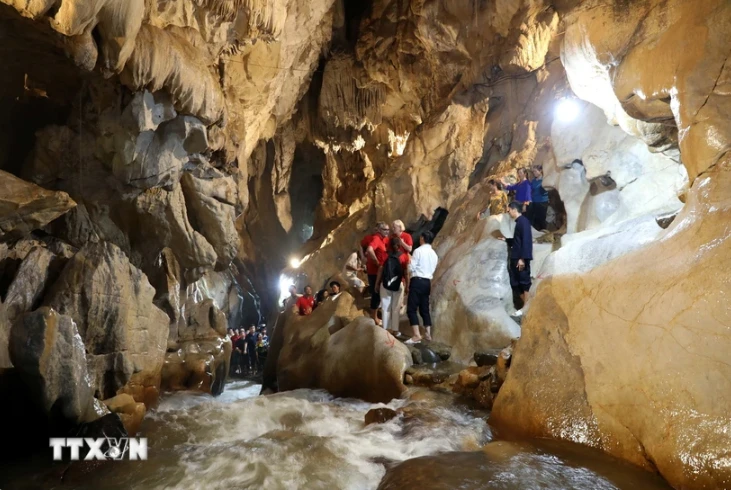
[501,168,532,213]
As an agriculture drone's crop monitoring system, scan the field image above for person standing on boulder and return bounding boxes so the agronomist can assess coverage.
[296,286,316,315]
[501,168,531,213]
[507,201,533,308]
[477,179,509,218]
[376,236,410,333]
[342,250,366,291]
[405,231,438,344]
[528,165,549,231]
[362,222,389,324]
[390,219,413,254]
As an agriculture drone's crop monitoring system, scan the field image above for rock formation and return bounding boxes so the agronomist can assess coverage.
[0,0,728,486]
[264,291,412,403]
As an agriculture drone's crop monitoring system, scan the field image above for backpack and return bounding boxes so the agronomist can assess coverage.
[382,252,404,292]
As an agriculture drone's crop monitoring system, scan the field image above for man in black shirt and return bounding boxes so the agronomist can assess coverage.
[507,201,533,307]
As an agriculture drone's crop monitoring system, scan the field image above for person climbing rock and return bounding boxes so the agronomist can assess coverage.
[501,168,532,213]
[405,231,438,344]
[528,165,549,231]
[477,179,509,219]
[376,235,410,333]
[507,201,533,309]
[362,222,389,324]
[296,286,316,315]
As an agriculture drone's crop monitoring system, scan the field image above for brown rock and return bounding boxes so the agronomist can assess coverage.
[103,393,146,436]
[492,165,731,489]
[473,379,495,410]
[268,293,412,403]
[365,408,398,426]
[0,170,76,240]
[44,242,169,405]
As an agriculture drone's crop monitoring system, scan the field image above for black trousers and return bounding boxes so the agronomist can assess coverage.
[508,259,532,293]
[368,274,380,310]
[528,202,548,231]
[407,277,432,327]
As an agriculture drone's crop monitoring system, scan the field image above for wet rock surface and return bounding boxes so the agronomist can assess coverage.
[365,408,398,426]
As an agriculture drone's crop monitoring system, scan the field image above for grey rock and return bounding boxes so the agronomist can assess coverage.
[9,307,103,424]
[474,349,502,367]
[44,242,169,401]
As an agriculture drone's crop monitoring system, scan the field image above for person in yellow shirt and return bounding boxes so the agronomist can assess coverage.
[477,179,509,219]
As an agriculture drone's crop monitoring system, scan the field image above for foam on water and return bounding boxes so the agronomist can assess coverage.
[92,381,490,490]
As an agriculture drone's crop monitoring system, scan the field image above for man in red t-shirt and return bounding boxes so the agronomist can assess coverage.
[296,285,316,316]
[362,222,390,323]
[389,219,413,254]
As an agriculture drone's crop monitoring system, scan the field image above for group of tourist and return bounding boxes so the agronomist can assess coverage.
[283,281,343,315]
[280,166,547,344]
[478,165,549,231]
[228,325,269,376]
[476,166,546,311]
[358,220,439,344]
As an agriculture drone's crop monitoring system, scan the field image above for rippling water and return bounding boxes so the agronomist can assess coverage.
[2,380,670,490]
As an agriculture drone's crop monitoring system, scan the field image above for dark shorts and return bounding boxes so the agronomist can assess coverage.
[368,274,380,310]
[508,259,531,292]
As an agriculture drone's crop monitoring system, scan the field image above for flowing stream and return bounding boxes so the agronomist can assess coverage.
[4,380,671,489]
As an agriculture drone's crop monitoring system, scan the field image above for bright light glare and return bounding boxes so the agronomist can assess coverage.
[289,257,301,268]
[556,98,580,122]
[279,274,295,304]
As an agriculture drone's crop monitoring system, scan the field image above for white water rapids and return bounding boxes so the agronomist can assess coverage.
[2,380,671,489]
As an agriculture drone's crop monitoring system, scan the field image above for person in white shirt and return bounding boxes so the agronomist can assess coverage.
[342,250,365,291]
[405,231,438,344]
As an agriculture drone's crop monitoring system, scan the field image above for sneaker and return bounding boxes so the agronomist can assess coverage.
[404,338,421,345]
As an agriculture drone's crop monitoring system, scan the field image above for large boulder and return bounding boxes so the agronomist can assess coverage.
[9,307,106,425]
[267,292,412,403]
[0,170,76,240]
[180,166,238,270]
[431,216,521,363]
[492,165,731,489]
[43,241,169,405]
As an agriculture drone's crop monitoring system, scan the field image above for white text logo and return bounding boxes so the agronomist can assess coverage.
[50,437,148,461]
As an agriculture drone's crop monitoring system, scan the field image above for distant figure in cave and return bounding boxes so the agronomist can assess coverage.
[233,329,246,375]
[477,179,509,219]
[527,165,549,231]
[314,288,329,309]
[343,250,366,291]
[501,168,532,213]
[245,325,258,374]
[390,219,413,254]
[362,222,390,325]
[376,235,410,333]
[296,285,316,316]
[329,281,341,297]
[507,201,533,311]
[405,231,438,344]
[283,284,299,310]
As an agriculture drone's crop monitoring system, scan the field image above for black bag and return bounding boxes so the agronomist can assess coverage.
[382,252,403,292]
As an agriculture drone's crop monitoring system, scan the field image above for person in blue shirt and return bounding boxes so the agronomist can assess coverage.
[528,165,549,231]
[501,168,531,213]
[507,201,533,307]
